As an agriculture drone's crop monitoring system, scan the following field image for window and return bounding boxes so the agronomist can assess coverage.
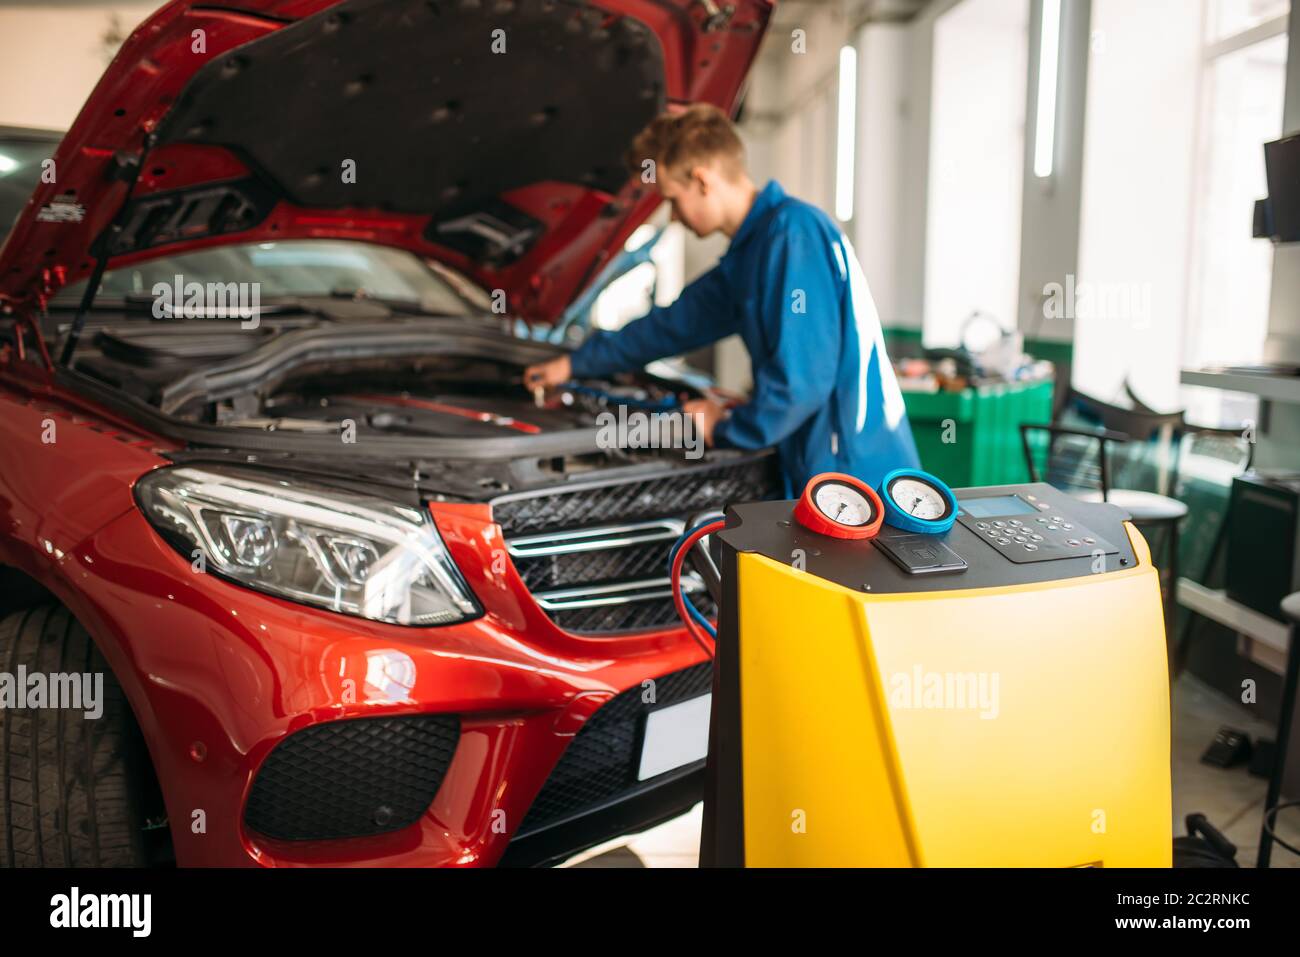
[1184,5,1289,425]
[1208,0,1290,39]
[1075,0,1289,421]
[0,133,61,239]
[58,240,476,316]
[588,219,686,336]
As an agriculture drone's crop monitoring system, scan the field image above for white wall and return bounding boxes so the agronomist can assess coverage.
[922,0,1029,347]
[852,22,908,326]
[878,0,1095,346]
[0,4,155,130]
[893,1,951,331]
[1017,0,1092,345]
[1073,0,1203,407]
[743,2,854,213]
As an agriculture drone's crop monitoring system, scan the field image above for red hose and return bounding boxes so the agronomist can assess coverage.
[670,519,726,657]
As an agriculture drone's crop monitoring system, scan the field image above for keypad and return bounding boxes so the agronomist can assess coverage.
[955,497,1119,564]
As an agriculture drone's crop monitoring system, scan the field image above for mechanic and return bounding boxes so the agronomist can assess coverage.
[524,103,921,495]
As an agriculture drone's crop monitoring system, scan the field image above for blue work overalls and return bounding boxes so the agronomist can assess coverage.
[571,180,920,496]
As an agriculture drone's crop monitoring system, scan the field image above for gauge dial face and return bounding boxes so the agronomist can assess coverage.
[812,481,877,527]
[888,477,950,521]
[793,472,885,539]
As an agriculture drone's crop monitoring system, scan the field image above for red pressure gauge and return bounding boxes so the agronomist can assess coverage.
[792,472,885,540]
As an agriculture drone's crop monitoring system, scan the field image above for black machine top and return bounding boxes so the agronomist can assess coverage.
[715,482,1142,596]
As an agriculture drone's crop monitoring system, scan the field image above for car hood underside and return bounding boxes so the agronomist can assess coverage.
[0,0,771,321]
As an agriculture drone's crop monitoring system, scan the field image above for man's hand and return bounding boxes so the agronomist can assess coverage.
[523,356,572,391]
[682,397,727,447]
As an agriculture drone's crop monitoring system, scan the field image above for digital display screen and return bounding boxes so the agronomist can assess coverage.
[960,495,1038,518]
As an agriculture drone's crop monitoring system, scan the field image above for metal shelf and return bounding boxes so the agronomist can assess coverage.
[1176,578,1290,654]
[1180,369,1300,404]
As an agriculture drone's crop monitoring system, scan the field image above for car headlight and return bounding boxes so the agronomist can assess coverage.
[135,466,479,626]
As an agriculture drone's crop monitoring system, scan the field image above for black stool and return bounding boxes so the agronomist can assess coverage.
[1258,591,1300,867]
[1020,423,1187,641]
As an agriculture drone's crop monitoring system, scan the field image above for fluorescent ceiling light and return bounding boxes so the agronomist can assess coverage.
[1033,0,1061,178]
[836,44,857,222]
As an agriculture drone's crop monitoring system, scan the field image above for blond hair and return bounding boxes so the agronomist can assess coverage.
[627,103,747,183]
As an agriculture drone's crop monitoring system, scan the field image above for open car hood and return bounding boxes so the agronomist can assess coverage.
[0,0,771,321]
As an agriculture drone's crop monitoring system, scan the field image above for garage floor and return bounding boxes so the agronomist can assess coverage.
[564,672,1300,867]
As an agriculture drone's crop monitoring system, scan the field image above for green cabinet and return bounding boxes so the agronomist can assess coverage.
[902,375,1055,489]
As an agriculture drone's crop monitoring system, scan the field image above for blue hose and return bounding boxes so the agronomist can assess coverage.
[668,520,719,639]
[562,381,680,412]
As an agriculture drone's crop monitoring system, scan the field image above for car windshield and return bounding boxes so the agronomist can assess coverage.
[56,240,479,316]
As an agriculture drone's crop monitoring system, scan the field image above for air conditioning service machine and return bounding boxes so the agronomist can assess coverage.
[669,468,1172,867]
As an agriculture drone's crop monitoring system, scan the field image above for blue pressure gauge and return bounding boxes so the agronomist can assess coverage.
[878,468,958,534]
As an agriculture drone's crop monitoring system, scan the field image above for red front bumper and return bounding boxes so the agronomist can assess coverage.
[62,497,707,867]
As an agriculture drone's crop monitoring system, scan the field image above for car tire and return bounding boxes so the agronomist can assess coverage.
[0,603,152,867]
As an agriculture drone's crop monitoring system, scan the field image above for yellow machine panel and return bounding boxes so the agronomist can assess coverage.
[702,483,1172,867]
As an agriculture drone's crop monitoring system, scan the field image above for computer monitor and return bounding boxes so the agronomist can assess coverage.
[1264,133,1300,243]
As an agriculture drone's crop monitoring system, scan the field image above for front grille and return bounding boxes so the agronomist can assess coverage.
[494,455,776,635]
[516,662,713,837]
[513,539,675,591]
[244,714,460,842]
[551,593,718,633]
[492,456,776,536]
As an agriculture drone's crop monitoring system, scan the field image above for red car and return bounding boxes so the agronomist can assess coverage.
[0,0,774,867]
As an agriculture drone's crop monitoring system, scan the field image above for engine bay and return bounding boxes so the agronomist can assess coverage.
[55,314,719,497]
